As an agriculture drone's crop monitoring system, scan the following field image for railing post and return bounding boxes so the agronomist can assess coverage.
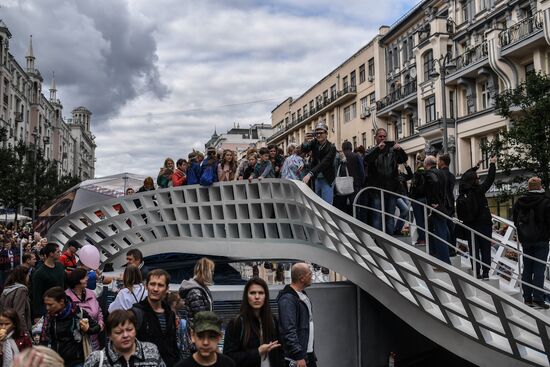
[471,231,477,279]
[381,191,386,234]
[424,206,429,255]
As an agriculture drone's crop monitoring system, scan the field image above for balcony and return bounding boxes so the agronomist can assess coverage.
[14,112,23,122]
[376,78,417,112]
[499,11,543,49]
[267,86,357,143]
[453,41,488,73]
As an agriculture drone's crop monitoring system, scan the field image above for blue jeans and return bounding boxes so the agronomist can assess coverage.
[370,191,397,235]
[428,211,451,264]
[522,243,549,302]
[411,198,427,242]
[315,177,334,205]
[394,198,409,234]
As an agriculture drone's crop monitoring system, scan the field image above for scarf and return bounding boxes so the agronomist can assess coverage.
[40,299,78,345]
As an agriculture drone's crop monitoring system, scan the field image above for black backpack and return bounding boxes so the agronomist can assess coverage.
[456,190,479,222]
[516,206,539,245]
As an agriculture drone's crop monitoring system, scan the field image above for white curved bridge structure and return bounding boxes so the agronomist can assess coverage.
[47,180,550,367]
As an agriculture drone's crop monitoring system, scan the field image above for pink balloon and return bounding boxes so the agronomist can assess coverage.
[77,245,100,270]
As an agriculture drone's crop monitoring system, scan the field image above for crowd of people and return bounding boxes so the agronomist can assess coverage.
[0,226,319,367]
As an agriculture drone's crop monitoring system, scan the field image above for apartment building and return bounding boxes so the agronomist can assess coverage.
[0,21,96,180]
[269,27,388,152]
[377,0,550,176]
[205,123,272,157]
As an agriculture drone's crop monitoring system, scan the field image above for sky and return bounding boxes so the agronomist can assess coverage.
[1,0,419,177]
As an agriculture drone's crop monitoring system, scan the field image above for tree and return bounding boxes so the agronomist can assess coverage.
[484,71,550,198]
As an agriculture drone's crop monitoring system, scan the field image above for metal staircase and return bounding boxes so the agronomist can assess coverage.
[47,180,550,367]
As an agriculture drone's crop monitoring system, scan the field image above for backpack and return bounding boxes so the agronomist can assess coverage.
[456,190,479,222]
[187,163,200,185]
[199,164,215,186]
[516,206,539,244]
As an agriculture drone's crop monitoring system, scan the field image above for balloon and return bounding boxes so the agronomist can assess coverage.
[77,245,100,270]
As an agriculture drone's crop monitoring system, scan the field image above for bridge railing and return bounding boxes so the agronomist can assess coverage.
[352,186,549,297]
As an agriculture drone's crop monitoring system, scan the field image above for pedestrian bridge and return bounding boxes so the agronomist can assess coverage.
[47,179,550,367]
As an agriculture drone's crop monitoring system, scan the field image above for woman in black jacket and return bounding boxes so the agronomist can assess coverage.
[458,157,497,279]
[40,286,100,367]
[223,277,283,367]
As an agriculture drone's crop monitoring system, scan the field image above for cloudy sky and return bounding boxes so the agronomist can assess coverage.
[1,0,418,177]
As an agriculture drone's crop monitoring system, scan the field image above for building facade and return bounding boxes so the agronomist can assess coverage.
[205,123,272,157]
[269,27,387,153]
[270,0,550,196]
[0,21,96,181]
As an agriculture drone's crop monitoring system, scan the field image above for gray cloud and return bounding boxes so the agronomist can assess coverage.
[1,0,168,118]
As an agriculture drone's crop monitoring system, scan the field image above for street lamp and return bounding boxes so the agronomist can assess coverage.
[430,51,456,169]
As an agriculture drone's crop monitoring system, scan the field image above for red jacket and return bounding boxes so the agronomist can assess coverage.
[59,250,77,271]
[173,169,187,187]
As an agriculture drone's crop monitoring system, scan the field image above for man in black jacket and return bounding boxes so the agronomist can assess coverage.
[513,177,550,309]
[132,269,179,366]
[424,155,451,265]
[277,263,316,367]
[301,122,337,204]
[365,128,407,234]
[438,154,456,255]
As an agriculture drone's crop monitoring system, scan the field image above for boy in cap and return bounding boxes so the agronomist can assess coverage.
[176,311,235,367]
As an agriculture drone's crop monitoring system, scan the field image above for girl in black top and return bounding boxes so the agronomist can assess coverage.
[223,277,283,367]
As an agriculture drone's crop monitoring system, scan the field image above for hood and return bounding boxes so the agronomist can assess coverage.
[459,166,479,192]
[179,278,203,291]
[515,192,549,210]
[1,283,26,296]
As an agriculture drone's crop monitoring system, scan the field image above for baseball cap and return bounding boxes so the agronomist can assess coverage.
[193,311,222,335]
[315,121,328,132]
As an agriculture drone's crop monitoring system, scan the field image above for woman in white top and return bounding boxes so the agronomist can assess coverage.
[108,265,147,312]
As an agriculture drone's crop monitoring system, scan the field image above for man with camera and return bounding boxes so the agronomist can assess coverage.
[301,122,337,204]
[365,128,407,234]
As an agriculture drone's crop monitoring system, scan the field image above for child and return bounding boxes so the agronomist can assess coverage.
[175,311,235,367]
[241,153,257,180]
[0,309,32,367]
[250,147,274,181]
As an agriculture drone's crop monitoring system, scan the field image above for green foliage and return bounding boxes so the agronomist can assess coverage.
[0,140,81,218]
[483,71,550,195]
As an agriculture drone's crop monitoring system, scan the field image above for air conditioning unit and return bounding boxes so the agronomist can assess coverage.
[360,111,371,119]
[368,75,374,82]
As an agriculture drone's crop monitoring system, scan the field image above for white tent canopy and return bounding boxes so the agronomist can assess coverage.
[0,213,31,222]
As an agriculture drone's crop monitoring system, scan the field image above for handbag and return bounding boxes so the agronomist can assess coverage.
[334,163,354,196]
[82,333,92,358]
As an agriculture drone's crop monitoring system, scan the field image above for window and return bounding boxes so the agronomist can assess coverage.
[368,58,375,78]
[309,100,314,111]
[402,39,409,62]
[330,84,337,99]
[343,76,349,92]
[303,105,308,117]
[525,63,535,75]
[369,92,376,105]
[360,97,369,114]
[344,103,357,122]
[481,81,491,109]
[480,0,489,11]
[359,64,365,83]
[323,90,329,103]
[425,95,436,122]
[350,71,356,87]
[462,0,471,23]
[480,137,489,168]
[423,50,434,81]
[362,132,367,148]
[407,114,416,136]
[292,113,296,122]
[449,91,455,118]
[388,50,393,71]
[297,108,302,120]
[352,136,357,149]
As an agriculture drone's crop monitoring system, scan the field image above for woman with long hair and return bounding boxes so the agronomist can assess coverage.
[65,268,104,351]
[0,266,31,334]
[108,265,147,312]
[179,257,215,321]
[218,150,237,181]
[0,309,32,367]
[40,287,100,367]
[223,277,283,367]
[157,158,175,188]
